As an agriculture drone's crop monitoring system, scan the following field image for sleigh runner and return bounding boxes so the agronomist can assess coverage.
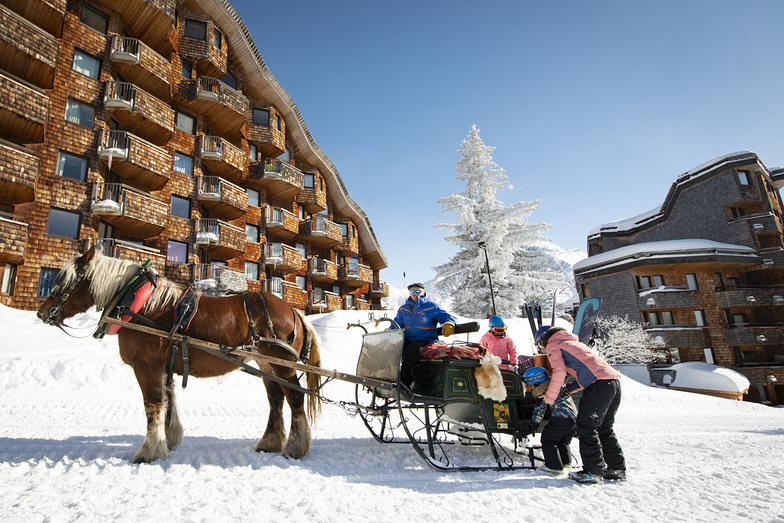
[38,247,546,471]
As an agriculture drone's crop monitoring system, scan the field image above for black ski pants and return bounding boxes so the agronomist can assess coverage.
[575,378,626,475]
[541,416,576,470]
[400,339,430,387]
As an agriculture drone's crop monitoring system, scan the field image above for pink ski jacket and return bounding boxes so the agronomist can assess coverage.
[479,331,517,370]
[543,330,621,403]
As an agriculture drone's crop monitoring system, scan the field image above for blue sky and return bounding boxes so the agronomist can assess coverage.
[228,0,784,290]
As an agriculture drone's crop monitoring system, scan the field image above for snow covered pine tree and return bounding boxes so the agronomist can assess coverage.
[433,125,571,317]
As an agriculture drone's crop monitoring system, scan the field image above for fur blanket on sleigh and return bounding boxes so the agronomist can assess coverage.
[419,341,507,402]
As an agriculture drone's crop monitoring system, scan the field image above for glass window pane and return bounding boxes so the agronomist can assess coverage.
[38,268,59,297]
[57,153,87,182]
[221,71,236,89]
[167,240,188,263]
[246,224,259,243]
[80,4,108,33]
[176,112,195,134]
[246,188,259,207]
[252,109,269,126]
[173,153,193,175]
[181,58,193,79]
[213,30,222,49]
[47,208,80,238]
[275,115,281,131]
[1,263,16,295]
[245,262,259,281]
[65,100,94,127]
[171,195,190,218]
[72,50,100,79]
[184,19,207,40]
[304,173,314,188]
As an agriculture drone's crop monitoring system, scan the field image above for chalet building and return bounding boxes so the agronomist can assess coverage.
[0,0,390,315]
[574,152,784,404]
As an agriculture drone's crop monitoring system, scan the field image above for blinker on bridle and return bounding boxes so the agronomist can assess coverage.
[44,266,87,326]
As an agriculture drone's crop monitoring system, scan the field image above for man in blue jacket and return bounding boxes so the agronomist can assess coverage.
[393,282,456,387]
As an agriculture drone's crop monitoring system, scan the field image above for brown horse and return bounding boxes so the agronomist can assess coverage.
[37,246,322,463]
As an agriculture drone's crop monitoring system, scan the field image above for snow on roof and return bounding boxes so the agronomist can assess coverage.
[589,151,759,237]
[573,239,757,272]
[660,361,750,393]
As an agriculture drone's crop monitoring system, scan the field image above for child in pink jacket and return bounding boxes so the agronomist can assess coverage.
[480,316,517,370]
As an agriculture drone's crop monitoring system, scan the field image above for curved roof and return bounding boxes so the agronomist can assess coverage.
[198,0,387,269]
[661,362,750,393]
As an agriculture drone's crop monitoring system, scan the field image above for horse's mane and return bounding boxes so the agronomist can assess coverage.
[61,251,182,312]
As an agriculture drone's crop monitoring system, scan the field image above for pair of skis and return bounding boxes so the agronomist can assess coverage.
[523,294,601,345]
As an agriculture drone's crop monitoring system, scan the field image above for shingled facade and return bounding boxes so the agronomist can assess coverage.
[0,0,389,314]
[574,152,784,404]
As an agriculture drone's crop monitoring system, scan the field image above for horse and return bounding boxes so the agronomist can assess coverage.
[37,246,322,464]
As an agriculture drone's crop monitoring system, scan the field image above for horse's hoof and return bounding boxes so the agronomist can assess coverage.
[254,437,283,454]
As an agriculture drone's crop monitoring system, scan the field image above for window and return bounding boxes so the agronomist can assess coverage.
[727,277,740,288]
[339,223,348,238]
[221,71,236,89]
[319,176,324,191]
[47,208,80,239]
[213,30,222,49]
[176,111,196,134]
[742,351,758,363]
[714,273,724,289]
[686,273,698,290]
[638,276,652,289]
[332,285,340,295]
[280,148,290,162]
[246,224,260,243]
[37,268,60,298]
[184,19,207,40]
[646,312,660,326]
[275,114,281,131]
[72,49,101,80]
[246,188,260,207]
[652,275,664,287]
[245,261,259,281]
[298,205,306,220]
[173,153,193,175]
[65,100,94,128]
[732,313,747,326]
[703,348,715,364]
[304,173,315,188]
[661,311,674,325]
[56,152,88,182]
[345,294,354,308]
[249,143,258,161]
[581,283,591,298]
[181,58,193,79]
[167,240,188,263]
[296,275,306,290]
[295,243,307,259]
[737,170,750,185]
[171,195,190,218]
[80,4,108,33]
[252,108,269,126]
[694,310,707,327]
[1,263,16,295]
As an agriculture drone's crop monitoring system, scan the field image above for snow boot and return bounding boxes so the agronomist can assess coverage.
[569,470,603,484]
[603,468,627,482]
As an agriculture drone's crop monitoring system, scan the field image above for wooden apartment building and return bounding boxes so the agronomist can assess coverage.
[0,0,390,314]
[574,152,784,404]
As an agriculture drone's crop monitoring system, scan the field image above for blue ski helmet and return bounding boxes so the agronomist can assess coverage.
[522,366,549,386]
[535,326,550,347]
[489,315,506,329]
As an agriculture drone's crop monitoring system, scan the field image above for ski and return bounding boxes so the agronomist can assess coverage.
[573,297,601,344]
[523,303,538,338]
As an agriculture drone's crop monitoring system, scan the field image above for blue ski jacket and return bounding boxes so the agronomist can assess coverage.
[531,383,577,424]
[392,297,456,343]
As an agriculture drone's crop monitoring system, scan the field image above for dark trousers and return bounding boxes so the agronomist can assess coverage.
[575,379,625,475]
[400,339,430,386]
[541,416,576,470]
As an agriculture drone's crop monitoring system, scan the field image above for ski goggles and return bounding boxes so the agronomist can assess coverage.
[409,289,423,295]
[492,327,506,334]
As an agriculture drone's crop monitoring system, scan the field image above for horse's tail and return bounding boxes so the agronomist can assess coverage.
[298,311,322,423]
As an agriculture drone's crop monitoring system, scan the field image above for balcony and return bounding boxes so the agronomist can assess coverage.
[90,182,167,238]
[246,119,285,158]
[307,257,338,284]
[298,215,342,249]
[247,160,303,201]
[1,0,65,37]
[0,211,27,263]
[307,290,329,313]
[715,286,784,308]
[93,0,175,56]
[724,324,784,346]
[643,325,707,347]
[263,242,305,274]
[196,175,248,221]
[0,140,37,205]
[179,20,226,78]
[192,263,247,294]
[296,169,327,213]
[0,71,48,143]
[339,263,374,288]
[265,206,299,241]
[103,81,174,146]
[179,77,247,141]
[194,218,246,261]
[636,287,697,310]
[88,238,166,274]
[198,135,245,184]
[0,4,58,88]
[281,281,307,308]
[109,36,171,102]
[96,129,172,191]
[370,281,390,297]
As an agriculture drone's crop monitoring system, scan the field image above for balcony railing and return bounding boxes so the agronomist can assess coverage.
[90,182,167,238]
[307,257,338,283]
[247,159,303,200]
[109,35,171,101]
[370,281,389,297]
[339,263,373,287]
[180,77,247,141]
[299,215,342,249]
[198,135,245,184]
[265,206,299,240]
[263,242,305,273]
[196,176,247,220]
[97,129,172,190]
[103,81,174,146]
[0,4,58,88]
[194,218,246,260]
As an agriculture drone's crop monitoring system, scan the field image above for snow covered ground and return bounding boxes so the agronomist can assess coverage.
[1,304,783,522]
